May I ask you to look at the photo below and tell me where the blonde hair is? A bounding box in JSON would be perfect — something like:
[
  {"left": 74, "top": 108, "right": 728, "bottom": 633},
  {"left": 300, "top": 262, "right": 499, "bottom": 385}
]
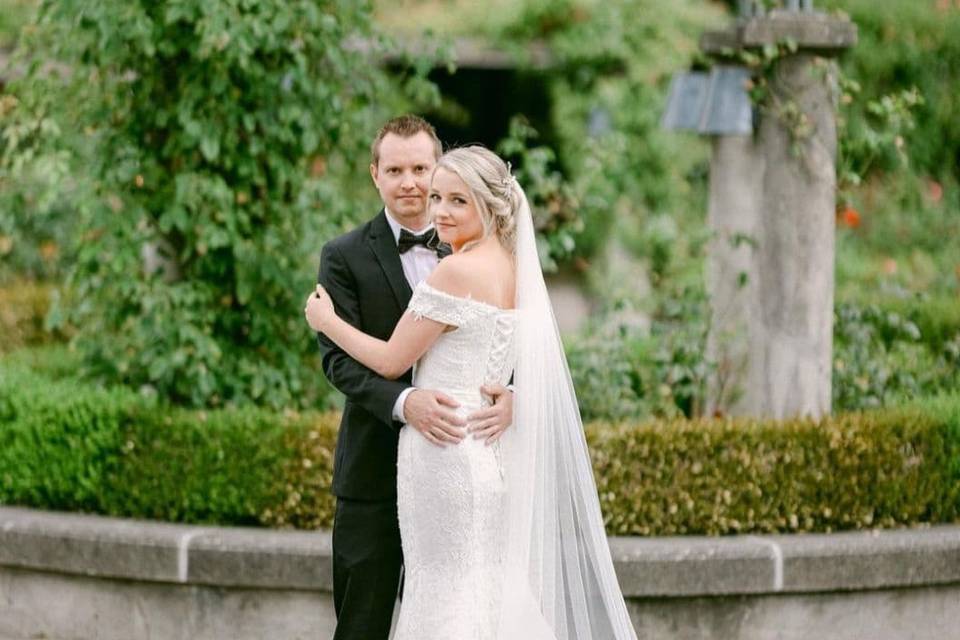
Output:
[{"left": 434, "top": 146, "right": 520, "bottom": 253}]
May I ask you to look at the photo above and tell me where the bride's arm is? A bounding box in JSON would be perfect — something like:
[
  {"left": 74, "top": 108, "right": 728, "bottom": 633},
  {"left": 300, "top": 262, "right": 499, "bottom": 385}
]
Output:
[
  {"left": 305, "top": 286, "right": 447, "bottom": 380},
  {"left": 305, "top": 255, "right": 479, "bottom": 379}
]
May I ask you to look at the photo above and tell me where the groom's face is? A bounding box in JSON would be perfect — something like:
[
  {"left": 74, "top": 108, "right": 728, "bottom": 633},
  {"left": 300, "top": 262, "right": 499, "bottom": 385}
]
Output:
[{"left": 370, "top": 132, "right": 437, "bottom": 228}]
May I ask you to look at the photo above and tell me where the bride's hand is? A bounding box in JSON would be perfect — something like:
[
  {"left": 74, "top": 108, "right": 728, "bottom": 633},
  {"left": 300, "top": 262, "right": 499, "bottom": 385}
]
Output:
[{"left": 304, "top": 284, "right": 335, "bottom": 332}]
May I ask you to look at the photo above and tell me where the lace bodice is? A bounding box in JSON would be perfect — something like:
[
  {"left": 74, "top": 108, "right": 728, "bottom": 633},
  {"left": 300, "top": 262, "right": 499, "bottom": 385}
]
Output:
[{"left": 408, "top": 281, "right": 516, "bottom": 408}]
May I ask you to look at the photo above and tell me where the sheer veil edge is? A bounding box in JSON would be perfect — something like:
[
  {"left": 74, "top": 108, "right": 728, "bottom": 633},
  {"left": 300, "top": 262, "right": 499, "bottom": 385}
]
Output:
[{"left": 496, "top": 180, "right": 638, "bottom": 640}]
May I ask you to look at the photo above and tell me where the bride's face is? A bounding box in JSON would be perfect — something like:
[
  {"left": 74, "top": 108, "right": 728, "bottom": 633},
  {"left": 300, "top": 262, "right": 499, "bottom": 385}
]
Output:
[{"left": 429, "top": 167, "right": 484, "bottom": 252}]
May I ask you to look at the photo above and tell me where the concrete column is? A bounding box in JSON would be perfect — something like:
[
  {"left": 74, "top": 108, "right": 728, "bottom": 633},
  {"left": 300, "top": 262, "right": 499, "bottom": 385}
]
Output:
[
  {"left": 704, "top": 135, "right": 762, "bottom": 417},
  {"left": 749, "top": 53, "right": 838, "bottom": 419},
  {"left": 700, "top": 14, "right": 855, "bottom": 419}
]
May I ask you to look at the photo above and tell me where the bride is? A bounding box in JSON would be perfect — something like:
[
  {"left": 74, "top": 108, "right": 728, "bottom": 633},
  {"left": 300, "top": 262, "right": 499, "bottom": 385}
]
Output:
[{"left": 305, "top": 146, "right": 637, "bottom": 640}]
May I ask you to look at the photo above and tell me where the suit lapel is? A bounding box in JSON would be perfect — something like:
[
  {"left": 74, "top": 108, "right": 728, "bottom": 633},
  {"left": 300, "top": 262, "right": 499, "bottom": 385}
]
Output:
[{"left": 367, "top": 210, "right": 413, "bottom": 309}]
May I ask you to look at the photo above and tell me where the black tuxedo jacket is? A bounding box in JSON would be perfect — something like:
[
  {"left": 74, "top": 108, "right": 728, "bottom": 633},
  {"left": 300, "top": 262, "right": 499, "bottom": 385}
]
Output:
[{"left": 316, "top": 210, "right": 414, "bottom": 501}]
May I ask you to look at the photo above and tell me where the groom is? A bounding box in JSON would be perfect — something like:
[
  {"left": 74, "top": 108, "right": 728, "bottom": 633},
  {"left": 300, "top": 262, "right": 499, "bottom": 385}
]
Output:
[{"left": 315, "top": 114, "right": 514, "bottom": 640}]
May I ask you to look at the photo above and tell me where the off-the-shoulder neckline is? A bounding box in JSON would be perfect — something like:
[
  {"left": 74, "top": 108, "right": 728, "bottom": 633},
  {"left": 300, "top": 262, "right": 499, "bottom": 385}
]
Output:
[{"left": 416, "top": 281, "right": 516, "bottom": 314}]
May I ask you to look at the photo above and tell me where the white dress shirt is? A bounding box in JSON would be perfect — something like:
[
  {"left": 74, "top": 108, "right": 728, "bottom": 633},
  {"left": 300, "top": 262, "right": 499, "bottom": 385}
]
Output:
[{"left": 384, "top": 209, "right": 440, "bottom": 423}]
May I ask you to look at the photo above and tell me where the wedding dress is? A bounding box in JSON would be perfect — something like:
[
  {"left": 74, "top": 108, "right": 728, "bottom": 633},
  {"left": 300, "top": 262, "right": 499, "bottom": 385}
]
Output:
[
  {"left": 393, "top": 281, "right": 517, "bottom": 640},
  {"left": 393, "top": 178, "right": 637, "bottom": 640}
]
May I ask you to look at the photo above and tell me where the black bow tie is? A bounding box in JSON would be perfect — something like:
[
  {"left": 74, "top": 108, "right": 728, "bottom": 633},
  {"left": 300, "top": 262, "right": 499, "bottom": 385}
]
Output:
[{"left": 397, "top": 228, "right": 452, "bottom": 259}]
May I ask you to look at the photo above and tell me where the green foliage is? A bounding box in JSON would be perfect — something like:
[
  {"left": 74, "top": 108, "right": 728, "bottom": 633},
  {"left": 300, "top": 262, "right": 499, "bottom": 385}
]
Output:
[
  {"left": 497, "top": 115, "right": 584, "bottom": 272},
  {"left": 13, "top": 0, "right": 387, "bottom": 409},
  {"left": 567, "top": 285, "right": 711, "bottom": 421},
  {"left": 835, "top": 171, "right": 960, "bottom": 302},
  {"left": 0, "top": 355, "right": 336, "bottom": 526},
  {"left": 481, "top": 0, "right": 723, "bottom": 267},
  {"left": 833, "top": 300, "right": 960, "bottom": 411},
  {"left": 259, "top": 414, "right": 338, "bottom": 529},
  {"left": 102, "top": 406, "right": 321, "bottom": 525},
  {"left": 0, "top": 362, "right": 139, "bottom": 511},
  {"left": 567, "top": 286, "right": 960, "bottom": 422},
  {"left": 0, "top": 0, "right": 34, "bottom": 48},
  {"left": 836, "top": 79, "right": 923, "bottom": 195},
  {"left": 589, "top": 397, "right": 960, "bottom": 535},
  {"left": 0, "top": 58, "right": 94, "bottom": 285},
  {"left": 3, "top": 355, "right": 958, "bottom": 534},
  {"left": 823, "top": 0, "right": 960, "bottom": 182}
]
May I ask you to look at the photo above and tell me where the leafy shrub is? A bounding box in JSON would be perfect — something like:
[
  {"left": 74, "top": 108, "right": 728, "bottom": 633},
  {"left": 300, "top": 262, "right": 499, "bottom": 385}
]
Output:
[
  {"left": 823, "top": 0, "right": 960, "bottom": 182},
  {"left": 102, "top": 406, "right": 334, "bottom": 527},
  {"left": 589, "top": 396, "right": 960, "bottom": 535},
  {"left": 259, "top": 414, "right": 338, "bottom": 530},
  {"left": 0, "top": 356, "right": 337, "bottom": 526},
  {"left": 6, "top": 0, "right": 388, "bottom": 410},
  {"left": 0, "top": 50, "right": 93, "bottom": 286},
  {"left": 877, "top": 295, "right": 960, "bottom": 355},
  {"left": 566, "top": 284, "right": 711, "bottom": 421},
  {"left": 5, "top": 355, "right": 956, "bottom": 535},
  {"left": 0, "top": 363, "right": 141, "bottom": 511},
  {"left": 833, "top": 300, "right": 960, "bottom": 411}
]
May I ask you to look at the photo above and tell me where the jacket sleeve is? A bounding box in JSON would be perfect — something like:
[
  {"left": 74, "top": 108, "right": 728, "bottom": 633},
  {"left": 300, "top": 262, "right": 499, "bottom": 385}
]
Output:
[{"left": 315, "top": 241, "right": 409, "bottom": 429}]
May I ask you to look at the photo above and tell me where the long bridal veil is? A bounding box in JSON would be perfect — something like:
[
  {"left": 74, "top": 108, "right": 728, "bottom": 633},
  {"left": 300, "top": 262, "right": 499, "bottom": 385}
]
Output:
[{"left": 497, "top": 179, "right": 638, "bottom": 640}]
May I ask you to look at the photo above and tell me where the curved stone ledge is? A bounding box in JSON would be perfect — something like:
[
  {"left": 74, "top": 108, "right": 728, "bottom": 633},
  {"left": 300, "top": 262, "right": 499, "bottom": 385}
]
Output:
[
  {"left": 2, "top": 506, "right": 958, "bottom": 596},
  {"left": 2, "top": 505, "right": 959, "bottom": 640}
]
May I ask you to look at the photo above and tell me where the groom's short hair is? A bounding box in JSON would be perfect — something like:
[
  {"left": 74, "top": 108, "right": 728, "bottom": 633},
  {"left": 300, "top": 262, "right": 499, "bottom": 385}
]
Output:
[{"left": 371, "top": 115, "right": 442, "bottom": 167}]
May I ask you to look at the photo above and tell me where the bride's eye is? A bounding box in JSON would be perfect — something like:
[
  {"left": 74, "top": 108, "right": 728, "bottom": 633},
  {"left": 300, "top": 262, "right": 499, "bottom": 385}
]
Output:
[{"left": 428, "top": 193, "right": 440, "bottom": 202}]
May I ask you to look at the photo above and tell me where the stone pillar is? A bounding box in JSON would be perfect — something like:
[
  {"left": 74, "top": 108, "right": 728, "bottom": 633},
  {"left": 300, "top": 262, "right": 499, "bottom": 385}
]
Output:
[
  {"left": 701, "top": 13, "right": 856, "bottom": 420},
  {"left": 704, "top": 135, "right": 761, "bottom": 417}
]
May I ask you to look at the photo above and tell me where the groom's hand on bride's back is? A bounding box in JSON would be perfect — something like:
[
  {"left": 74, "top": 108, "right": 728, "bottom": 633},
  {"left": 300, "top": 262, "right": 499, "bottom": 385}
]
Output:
[
  {"left": 403, "top": 390, "right": 467, "bottom": 447},
  {"left": 467, "top": 384, "right": 513, "bottom": 445}
]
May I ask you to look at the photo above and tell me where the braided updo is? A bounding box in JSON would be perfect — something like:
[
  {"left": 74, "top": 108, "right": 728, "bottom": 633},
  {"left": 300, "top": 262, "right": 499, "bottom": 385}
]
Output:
[{"left": 434, "top": 146, "right": 520, "bottom": 254}]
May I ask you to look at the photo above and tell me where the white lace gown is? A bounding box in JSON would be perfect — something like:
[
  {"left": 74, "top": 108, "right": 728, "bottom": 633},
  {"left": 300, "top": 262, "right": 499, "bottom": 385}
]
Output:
[{"left": 392, "top": 281, "right": 517, "bottom": 640}]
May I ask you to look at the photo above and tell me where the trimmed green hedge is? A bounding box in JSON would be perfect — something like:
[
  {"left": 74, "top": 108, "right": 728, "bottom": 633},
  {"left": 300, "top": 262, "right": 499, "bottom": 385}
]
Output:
[
  {"left": 0, "top": 359, "right": 336, "bottom": 527},
  {"left": 589, "top": 402, "right": 960, "bottom": 535},
  {"left": 1, "top": 355, "right": 958, "bottom": 535}
]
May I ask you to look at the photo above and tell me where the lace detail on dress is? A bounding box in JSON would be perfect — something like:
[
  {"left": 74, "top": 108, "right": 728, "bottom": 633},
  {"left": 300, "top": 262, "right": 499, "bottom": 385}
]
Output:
[
  {"left": 394, "top": 279, "right": 517, "bottom": 640},
  {"left": 407, "top": 281, "right": 505, "bottom": 327}
]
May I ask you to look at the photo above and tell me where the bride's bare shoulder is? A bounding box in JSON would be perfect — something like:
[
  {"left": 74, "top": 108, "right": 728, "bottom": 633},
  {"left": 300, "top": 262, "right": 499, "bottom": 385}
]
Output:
[
  {"left": 426, "top": 252, "right": 480, "bottom": 297},
  {"left": 426, "top": 249, "right": 512, "bottom": 303}
]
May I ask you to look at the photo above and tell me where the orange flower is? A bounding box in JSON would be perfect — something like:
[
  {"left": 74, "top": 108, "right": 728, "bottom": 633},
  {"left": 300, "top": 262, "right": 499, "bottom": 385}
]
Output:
[
  {"left": 927, "top": 179, "right": 944, "bottom": 204},
  {"left": 882, "top": 258, "right": 897, "bottom": 275},
  {"left": 838, "top": 206, "right": 861, "bottom": 228}
]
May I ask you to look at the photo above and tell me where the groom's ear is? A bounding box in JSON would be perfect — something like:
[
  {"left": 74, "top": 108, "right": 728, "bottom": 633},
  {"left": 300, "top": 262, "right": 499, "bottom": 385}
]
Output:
[{"left": 369, "top": 162, "right": 379, "bottom": 188}]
